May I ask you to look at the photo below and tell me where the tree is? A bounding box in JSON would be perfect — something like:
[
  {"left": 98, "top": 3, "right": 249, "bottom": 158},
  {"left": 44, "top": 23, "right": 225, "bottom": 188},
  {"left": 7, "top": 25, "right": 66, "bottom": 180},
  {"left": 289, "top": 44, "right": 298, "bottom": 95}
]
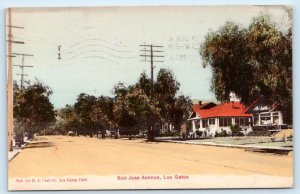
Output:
[
  {"left": 200, "top": 12, "right": 292, "bottom": 123},
  {"left": 74, "top": 93, "right": 98, "bottom": 137},
  {"left": 200, "top": 21, "right": 252, "bottom": 103},
  {"left": 137, "top": 72, "right": 152, "bottom": 96},
  {"left": 113, "top": 77, "right": 161, "bottom": 140},
  {"left": 113, "top": 83, "right": 137, "bottom": 139},
  {"left": 90, "top": 96, "right": 116, "bottom": 137},
  {"left": 172, "top": 95, "right": 193, "bottom": 131},
  {"left": 56, "top": 105, "right": 80, "bottom": 135},
  {"left": 13, "top": 81, "right": 56, "bottom": 141},
  {"left": 154, "top": 69, "right": 180, "bottom": 128},
  {"left": 60, "top": 69, "right": 192, "bottom": 141}
]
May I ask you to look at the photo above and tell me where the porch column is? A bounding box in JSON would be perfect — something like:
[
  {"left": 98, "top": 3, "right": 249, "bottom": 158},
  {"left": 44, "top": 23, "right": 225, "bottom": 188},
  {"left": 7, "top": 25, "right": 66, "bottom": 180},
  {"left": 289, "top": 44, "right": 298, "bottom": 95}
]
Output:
[
  {"left": 270, "top": 112, "right": 274, "bottom": 125},
  {"left": 232, "top": 117, "right": 235, "bottom": 125},
  {"left": 192, "top": 120, "right": 196, "bottom": 132},
  {"left": 279, "top": 112, "right": 283, "bottom": 125},
  {"left": 200, "top": 119, "right": 203, "bottom": 129}
]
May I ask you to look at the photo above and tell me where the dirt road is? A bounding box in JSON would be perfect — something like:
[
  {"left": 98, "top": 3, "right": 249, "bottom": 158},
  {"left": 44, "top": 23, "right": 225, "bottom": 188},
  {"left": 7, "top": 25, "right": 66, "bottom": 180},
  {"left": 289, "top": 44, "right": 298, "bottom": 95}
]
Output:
[{"left": 9, "top": 135, "right": 293, "bottom": 178}]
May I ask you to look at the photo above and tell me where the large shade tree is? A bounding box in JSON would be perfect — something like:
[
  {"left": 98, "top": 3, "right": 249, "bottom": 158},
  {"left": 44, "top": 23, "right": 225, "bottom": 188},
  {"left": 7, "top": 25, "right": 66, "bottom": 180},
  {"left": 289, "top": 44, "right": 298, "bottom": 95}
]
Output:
[
  {"left": 56, "top": 105, "right": 80, "bottom": 135},
  {"left": 113, "top": 69, "right": 192, "bottom": 141},
  {"left": 13, "top": 81, "right": 56, "bottom": 142},
  {"left": 74, "top": 93, "right": 98, "bottom": 136},
  {"left": 90, "top": 96, "right": 116, "bottom": 137},
  {"left": 200, "top": 12, "right": 292, "bottom": 123}
]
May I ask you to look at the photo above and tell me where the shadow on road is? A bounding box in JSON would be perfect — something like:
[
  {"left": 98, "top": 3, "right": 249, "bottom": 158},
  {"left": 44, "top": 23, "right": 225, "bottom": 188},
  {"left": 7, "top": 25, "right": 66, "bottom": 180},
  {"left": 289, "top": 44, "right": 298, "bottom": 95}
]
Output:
[{"left": 26, "top": 142, "right": 54, "bottom": 149}]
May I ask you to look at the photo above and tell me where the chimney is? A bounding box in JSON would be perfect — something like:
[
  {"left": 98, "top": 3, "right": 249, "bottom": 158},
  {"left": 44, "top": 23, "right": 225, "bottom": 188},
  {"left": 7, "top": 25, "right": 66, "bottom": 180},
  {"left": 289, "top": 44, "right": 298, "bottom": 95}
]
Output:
[{"left": 198, "top": 101, "right": 202, "bottom": 106}]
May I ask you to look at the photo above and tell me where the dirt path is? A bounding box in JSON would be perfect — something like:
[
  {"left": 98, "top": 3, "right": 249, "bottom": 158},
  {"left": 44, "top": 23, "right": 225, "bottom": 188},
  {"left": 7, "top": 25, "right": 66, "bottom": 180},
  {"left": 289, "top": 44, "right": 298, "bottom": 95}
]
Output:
[{"left": 8, "top": 135, "right": 293, "bottom": 178}]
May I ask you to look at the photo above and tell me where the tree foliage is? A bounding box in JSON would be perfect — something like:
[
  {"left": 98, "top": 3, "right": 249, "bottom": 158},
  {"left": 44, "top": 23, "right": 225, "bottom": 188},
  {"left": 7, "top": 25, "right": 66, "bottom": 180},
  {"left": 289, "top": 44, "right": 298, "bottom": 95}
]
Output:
[
  {"left": 13, "top": 81, "right": 56, "bottom": 139},
  {"left": 56, "top": 68, "right": 192, "bottom": 140},
  {"left": 200, "top": 13, "right": 292, "bottom": 123}
]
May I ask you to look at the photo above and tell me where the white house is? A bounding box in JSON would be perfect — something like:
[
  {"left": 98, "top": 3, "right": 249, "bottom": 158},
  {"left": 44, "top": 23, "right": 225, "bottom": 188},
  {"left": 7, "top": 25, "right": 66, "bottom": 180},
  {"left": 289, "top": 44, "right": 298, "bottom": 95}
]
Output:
[
  {"left": 188, "top": 100, "right": 254, "bottom": 138},
  {"left": 244, "top": 97, "right": 285, "bottom": 129},
  {"left": 189, "top": 95, "right": 286, "bottom": 138}
]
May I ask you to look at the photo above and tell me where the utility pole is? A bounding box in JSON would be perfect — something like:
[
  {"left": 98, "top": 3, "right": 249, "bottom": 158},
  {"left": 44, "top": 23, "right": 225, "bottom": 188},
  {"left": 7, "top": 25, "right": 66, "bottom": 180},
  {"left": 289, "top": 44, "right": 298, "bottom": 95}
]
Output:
[
  {"left": 139, "top": 44, "right": 164, "bottom": 83},
  {"left": 139, "top": 44, "right": 164, "bottom": 141},
  {"left": 6, "top": 8, "right": 25, "bottom": 152},
  {"left": 13, "top": 53, "right": 34, "bottom": 88}
]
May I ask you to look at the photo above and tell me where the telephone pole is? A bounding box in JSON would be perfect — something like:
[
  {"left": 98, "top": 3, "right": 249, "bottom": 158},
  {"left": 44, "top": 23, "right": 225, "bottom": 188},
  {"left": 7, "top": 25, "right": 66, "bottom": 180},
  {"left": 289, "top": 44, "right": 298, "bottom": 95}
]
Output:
[
  {"left": 139, "top": 44, "right": 164, "bottom": 83},
  {"left": 13, "top": 53, "right": 34, "bottom": 88},
  {"left": 7, "top": 8, "right": 25, "bottom": 151},
  {"left": 139, "top": 44, "right": 164, "bottom": 141}
]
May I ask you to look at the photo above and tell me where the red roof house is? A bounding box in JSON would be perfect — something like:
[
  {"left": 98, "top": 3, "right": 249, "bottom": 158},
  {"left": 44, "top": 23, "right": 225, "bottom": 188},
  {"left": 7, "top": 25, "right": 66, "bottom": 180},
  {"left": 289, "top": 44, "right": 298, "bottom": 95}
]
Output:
[{"left": 188, "top": 101, "right": 252, "bottom": 137}]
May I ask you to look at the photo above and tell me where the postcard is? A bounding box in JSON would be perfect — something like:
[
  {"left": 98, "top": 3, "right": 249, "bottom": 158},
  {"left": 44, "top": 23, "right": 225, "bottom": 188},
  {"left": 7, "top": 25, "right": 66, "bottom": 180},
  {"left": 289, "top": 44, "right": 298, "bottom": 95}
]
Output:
[{"left": 7, "top": 6, "right": 293, "bottom": 190}]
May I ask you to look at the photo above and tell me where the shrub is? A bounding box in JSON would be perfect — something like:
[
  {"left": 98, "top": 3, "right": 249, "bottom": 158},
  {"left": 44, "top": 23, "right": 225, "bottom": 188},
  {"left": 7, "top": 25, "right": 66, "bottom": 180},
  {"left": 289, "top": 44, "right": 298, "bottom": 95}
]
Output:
[
  {"left": 230, "top": 124, "right": 242, "bottom": 136},
  {"left": 247, "top": 130, "right": 271, "bottom": 136},
  {"left": 215, "top": 129, "right": 228, "bottom": 137}
]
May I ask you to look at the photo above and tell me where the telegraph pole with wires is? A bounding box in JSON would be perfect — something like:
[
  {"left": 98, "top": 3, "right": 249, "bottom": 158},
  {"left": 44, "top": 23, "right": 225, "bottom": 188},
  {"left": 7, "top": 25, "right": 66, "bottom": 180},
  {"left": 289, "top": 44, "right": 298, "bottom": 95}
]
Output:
[
  {"left": 139, "top": 44, "right": 164, "bottom": 141},
  {"left": 139, "top": 44, "right": 164, "bottom": 84},
  {"left": 6, "top": 8, "right": 25, "bottom": 151},
  {"left": 13, "top": 53, "right": 34, "bottom": 89}
]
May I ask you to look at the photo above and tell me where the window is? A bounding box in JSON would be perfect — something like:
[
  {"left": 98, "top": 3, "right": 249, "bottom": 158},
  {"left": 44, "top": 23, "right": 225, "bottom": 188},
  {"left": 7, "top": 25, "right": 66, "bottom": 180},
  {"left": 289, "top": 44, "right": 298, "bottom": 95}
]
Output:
[
  {"left": 253, "top": 115, "right": 259, "bottom": 126},
  {"left": 219, "top": 117, "right": 232, "bottom": 127},
  {"left": 260, "top": 113, "right": 271, "bottom": 125},
  {"left": 245, "top": 118, "right": 250, "bottom": 126},
  {"left": 235, "top": 117, "right": 250, "bottom": 126},
  {"left": 260, "top": 113, "right": 271, "bottom": 118},
  {"left": 209, "top": 118, "right": 215, "bottom": 125},
  {"left": 202, "top": 119, "right": 208, "bottom": 128},
  {"left": 195, "top": 120, "right": 200, "bottom": 129}
]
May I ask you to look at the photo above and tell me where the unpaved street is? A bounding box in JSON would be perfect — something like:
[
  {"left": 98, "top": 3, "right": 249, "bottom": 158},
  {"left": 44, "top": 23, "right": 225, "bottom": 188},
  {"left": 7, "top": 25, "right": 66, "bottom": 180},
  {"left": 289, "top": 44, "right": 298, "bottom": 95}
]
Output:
[{"left": 9, "top": 135, "right": 293, "bottom": 178}]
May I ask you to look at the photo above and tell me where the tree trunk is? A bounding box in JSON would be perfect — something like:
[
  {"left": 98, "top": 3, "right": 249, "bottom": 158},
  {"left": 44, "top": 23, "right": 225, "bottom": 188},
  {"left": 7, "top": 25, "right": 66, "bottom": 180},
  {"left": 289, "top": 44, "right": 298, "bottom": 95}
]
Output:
[
  {"left": 147, "top": 126, "right": 155, "bottom": 141},
  {"left": 129, "top": 129, "right": 132, "bottom": 140}
]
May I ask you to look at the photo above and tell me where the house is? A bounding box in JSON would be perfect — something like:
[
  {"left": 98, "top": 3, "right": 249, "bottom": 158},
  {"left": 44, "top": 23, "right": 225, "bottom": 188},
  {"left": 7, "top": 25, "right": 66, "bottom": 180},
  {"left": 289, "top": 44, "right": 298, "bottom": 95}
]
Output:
[
  {"left": 188, "top": 93, "right": 287, "bottom": 138},
  {"left": 244, "top": 97, "right": 285, "bottom": 130},
  {"left": 188, "top": 101, "right": 252, "bottom": 138}
]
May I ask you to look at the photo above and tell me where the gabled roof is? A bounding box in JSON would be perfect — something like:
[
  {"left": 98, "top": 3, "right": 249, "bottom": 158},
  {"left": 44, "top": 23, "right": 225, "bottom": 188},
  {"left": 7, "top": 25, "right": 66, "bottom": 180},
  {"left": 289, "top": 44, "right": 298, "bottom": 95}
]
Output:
[
  {"left": 244, "top": 96, "right": 280, "bottom": 113},
  {"left": 192, "top": 102, "right": 252, "bottom": 119}
]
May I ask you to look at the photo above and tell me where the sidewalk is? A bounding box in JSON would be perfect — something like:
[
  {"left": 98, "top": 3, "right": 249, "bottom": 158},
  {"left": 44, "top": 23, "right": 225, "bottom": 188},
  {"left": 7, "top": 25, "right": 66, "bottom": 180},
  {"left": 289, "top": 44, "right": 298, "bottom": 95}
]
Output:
[
  {"left": 157, "top": 139, "right": 293, "bottom": 152},
  {"left": 8, "top": 141, "right": 28, "bottom": 161},
  {"left": 8, "top": 149, "right": 21, "bottom": 161}
]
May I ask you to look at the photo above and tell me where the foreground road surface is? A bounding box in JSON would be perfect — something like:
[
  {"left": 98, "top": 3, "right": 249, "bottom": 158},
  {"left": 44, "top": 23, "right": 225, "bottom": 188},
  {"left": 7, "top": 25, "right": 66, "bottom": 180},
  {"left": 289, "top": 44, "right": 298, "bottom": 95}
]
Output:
[{"left": 9, "top": 135, "right": 293, "bottom": 178}]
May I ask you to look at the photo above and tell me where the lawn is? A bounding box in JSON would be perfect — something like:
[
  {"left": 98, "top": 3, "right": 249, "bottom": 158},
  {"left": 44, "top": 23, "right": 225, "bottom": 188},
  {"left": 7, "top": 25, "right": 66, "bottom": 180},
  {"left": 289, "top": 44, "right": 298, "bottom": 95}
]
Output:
[{"left": 188, "top": 136, "right": 293, "bottom": 148}]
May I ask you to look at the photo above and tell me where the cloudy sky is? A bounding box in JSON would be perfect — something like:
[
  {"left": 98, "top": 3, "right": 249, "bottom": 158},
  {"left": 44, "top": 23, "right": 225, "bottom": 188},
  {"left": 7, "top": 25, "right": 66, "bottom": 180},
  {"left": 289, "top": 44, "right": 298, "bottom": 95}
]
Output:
[{"left": 8, "top": 6, "right": 290, "bottom": 108}]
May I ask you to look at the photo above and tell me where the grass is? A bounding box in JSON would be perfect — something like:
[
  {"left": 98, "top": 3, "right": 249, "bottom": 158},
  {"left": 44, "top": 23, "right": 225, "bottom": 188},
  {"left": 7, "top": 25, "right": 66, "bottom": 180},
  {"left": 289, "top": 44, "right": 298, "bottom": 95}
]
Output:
[{"left": 189, "top": 136, "right": 293, "bottom": 148}]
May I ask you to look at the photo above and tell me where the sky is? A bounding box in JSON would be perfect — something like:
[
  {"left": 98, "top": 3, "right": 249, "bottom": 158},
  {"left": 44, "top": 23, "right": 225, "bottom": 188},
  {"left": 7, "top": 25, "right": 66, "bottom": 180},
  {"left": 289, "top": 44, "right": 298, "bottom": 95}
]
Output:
[{"left": 8, "top": 5, "right": 290, "bottom": 108}]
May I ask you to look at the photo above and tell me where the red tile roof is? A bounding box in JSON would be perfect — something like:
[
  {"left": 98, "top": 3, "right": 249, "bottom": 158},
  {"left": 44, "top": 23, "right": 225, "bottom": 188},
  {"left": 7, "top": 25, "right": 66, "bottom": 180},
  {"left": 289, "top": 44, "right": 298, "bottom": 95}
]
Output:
[{"left": 192, "top": 102, "right": 252, "bottom": 119}]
